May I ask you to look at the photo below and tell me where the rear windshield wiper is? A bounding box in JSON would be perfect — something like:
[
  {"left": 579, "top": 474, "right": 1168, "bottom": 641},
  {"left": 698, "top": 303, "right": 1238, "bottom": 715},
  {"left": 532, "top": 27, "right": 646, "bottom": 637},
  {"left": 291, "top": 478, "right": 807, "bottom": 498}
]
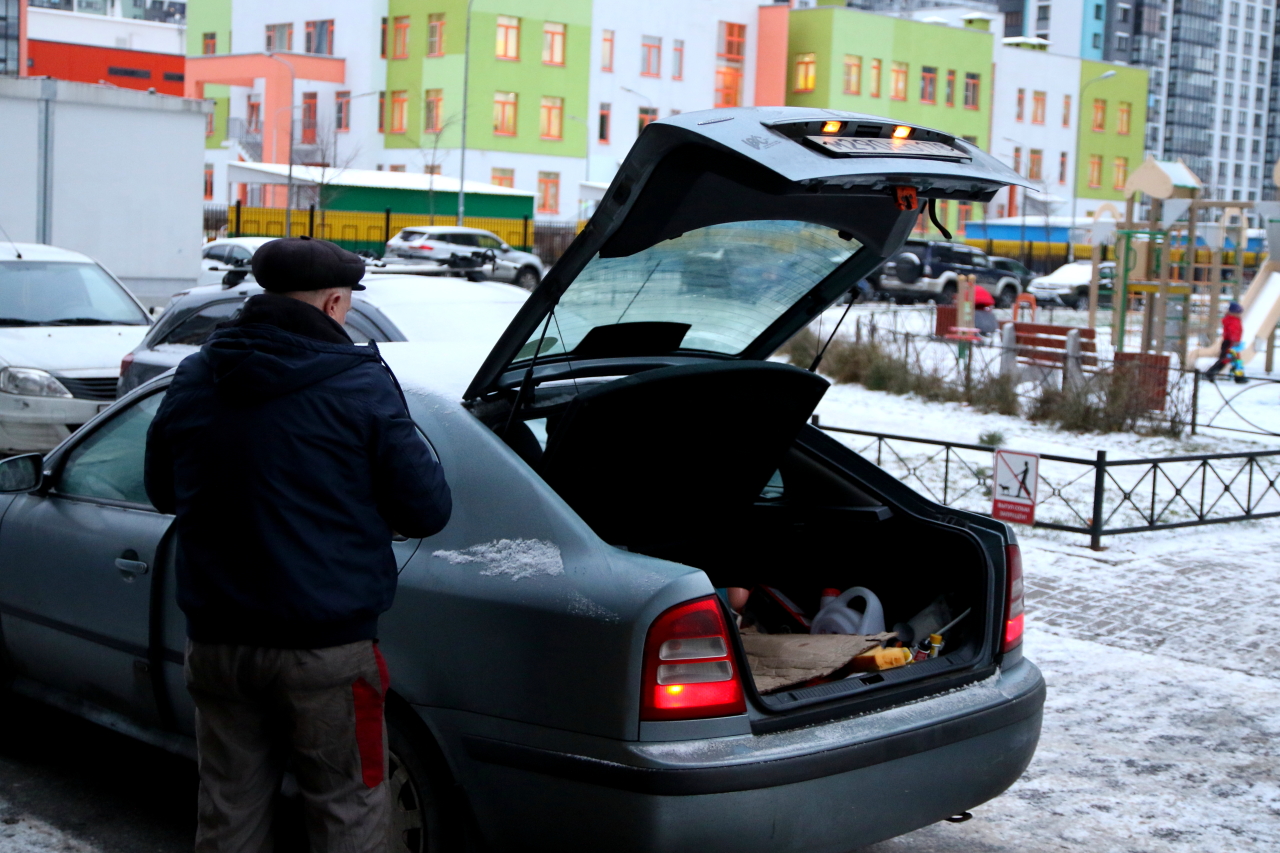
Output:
[
  {"left": 45, "top": 317, "right": 137, "bottom": 326},
  {"left": 0, "top": 318, "right": 41, "bottom": 326}
]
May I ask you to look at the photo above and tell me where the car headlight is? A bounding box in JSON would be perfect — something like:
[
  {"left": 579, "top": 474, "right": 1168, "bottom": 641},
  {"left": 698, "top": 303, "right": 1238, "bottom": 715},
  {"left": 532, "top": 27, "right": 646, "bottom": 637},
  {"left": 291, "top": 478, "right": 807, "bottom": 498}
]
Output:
[{"left": 0, "top": 367, "right": 73, "bottom": 398}]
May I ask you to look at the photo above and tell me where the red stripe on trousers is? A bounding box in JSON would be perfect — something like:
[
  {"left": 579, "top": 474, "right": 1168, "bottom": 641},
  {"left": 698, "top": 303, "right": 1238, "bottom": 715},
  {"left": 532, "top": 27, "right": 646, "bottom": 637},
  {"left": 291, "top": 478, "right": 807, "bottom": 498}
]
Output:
[{"left": 353, "top": 645, "right": 390, "bottom": 788}]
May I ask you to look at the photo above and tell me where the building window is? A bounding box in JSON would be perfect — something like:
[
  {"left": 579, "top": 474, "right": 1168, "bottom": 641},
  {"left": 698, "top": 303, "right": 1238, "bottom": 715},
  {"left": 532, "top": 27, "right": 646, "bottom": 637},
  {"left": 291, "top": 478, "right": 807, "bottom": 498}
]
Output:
[
  {"left": 920, "top": 67, "right": 937, "bottom": 104},
  {"left": 428, "top": 13, "right": 445, "bottom": 56},
  {"left": 335, "top": 91, "right": 350, "bottom": 132},
  {"left": 206, "top": 112, "right": 214, "bottom": 137},
  {"left": 202, "top": 32, "right": 216, "bottom": 55},
  {"left": 543, "top": 22, "right": 566, "bottom": 66},
  {"left": 393, "top": 16, "right": 410, "bottom": 59},
  {"left": 642, "top": 35, "right": 661, "bottom": 77},
  {"left": 494, "top": 91, "right": 518, "bottom": 135},
  {"left": 601, "top": 29, "right": 614, "bottom": 72},
  {"left": 598, "top": 103, "right": 611, "bottom": 142},
  {"left": 963, "top": 72, "right": 980, "bottom": 109},
  {"left": 794, "top": 53, "right": 817, "bottom": 92},
  {"left": 638, "top": 105, "right": 659, "bottom": 133},
  {"left": 1118, "top": 101, "right": 1131, "bottom": 135},
  {"left": 1016, "top": 88, "right": 1025, "bottom": 121},
  {"left": 492, "top": 168, "right": 515, "bottom": 188},
  {"left": 1029, "top": 149, "right": 1043, "bottom": 181},
  {"left": 300, "top": 92, "right": 318, "bottom": 144},
  {"left": 424, "top": 89, "right": 443, "bottom": 132},
  {"left": 1092, "top": 98, "right": 1106, "bottom": 131},
  {"left": 1032, "top": 90, "right": 1046, "bottom": 124},
  {"left": 497, "top": 15, "right": 520, "bottom": 60},
  {"left": 1092, "top": 33, "right": 1101, "bottom": 49},
  {"left": 265, "top": 23, "right": 293, "bottom": 52},
  {"left": 305, "top": 20, "right": 334, "bottom": 55},
  {"left": 537, "top": 172, "right": 560, "bottom": 214},
  {"left": 1088, "top": 154, "right": 1103, "bottom": 188},
  {"left": 945, "top": 70, "right": 955, "bottom": 106},
  {"left": 1063, "top": 94, "right": 1071, "bottom": 127},
  {"left": 389, "top": 90, "right": 407, "bottom": 134},
  {"left": 1059, "top": 151, "right": 1068, "bottom": 183},
  {"left": 380, "top": 17, "right": 387, "bottom": 58},
  {"left": 378, "top": 91, "right": 385, "bottom": 133},
  {"left": 540, "top": 96, "right": 564, "bottom": 139},
  {"left": 203, "top": 165, "right": 213, "bottom": 200},
  {"left": 844, "top": 56, "right": 862, "bottom": 95},
  {"left": 890, "top": 62, "right": 908, "bottom": 101},
  {"left": 424, "top": 164, "right": 441, "bottom": 175},
  {"left": 673, "top": 39, "right": 684, "bottom": 80},
  {"left": 247, "top": 95, "right": 261, "bottom": 133},
  {"left": 870, "top": 59, "right": 882, "bottom": 98},
  {"left": 1012, "top": 146, "right": 1022, "bottom": 174},
  {"left": 389, "top": 165, "right": 406, "bottom": 173},
  {"left": 715, "top": 23, "right": 746, "bottom": 107},
  {"left": 1116, "top": 32, "right": 1129, "bottom": 51},
  {"left": 1118, "top": 3, "right": 1131, "bottom": 22},
  {"left": 1113, "top": 156, "right": 1128, "bottom": 189},
  {"left": 1037, "top": 4, "right": 1050, "bottom": 26}
]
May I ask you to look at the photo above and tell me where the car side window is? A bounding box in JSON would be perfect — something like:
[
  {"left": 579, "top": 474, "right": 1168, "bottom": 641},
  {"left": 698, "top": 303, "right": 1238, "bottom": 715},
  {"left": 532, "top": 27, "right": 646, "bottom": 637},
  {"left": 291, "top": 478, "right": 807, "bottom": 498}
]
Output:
[
  {"left": 160, "top": 300, "right": 242, "bottom": 346},
  {"left": 447, "top": 234, "right": 479, "bottom": 247},
  {"left": 344, "top": 309, "right": 378, "bottom": 343},
  {"left": 971, "top": 252, "right": 990, "bottom": 268},
  {"left": 475, "top": 236, "right": 503, "bottom": 250},
  {"left": 227, "top": 246, "right": 253, "bottom": 264},
  {"left": 57, "top": 392, "right": 166, "bottom": 507},
  {"left": 202, "top": 245, "right": 229, "bottom": 263}
]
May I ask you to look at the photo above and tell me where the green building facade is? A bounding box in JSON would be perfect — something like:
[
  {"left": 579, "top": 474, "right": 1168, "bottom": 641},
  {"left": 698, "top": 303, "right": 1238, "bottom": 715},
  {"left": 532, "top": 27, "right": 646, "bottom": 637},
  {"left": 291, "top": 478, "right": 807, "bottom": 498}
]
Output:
[
  {"left": 185, "top": 0, "right": 232, "bottom": 150},
  {"left": 785, "top": 7, "right": 995, "bottom": 236},
  {"left": 1075, "top": 60, "right": 1149, "bottom": 208}
]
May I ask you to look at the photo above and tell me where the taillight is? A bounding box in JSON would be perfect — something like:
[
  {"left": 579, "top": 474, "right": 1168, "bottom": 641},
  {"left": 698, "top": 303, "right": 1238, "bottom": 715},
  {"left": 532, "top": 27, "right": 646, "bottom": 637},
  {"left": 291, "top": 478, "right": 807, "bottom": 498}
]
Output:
[
  {"left": 413, "top": 243, "right": 434, "bottom": 250},
  {"left": 1002, "top": 544, "right": 1025, "bottom": 653},
  {"left": 120, "top": 352, "right": 134, "bottom": 374},
  {"left": 641, "top": 596, "right": 745, "bottom": 721}
]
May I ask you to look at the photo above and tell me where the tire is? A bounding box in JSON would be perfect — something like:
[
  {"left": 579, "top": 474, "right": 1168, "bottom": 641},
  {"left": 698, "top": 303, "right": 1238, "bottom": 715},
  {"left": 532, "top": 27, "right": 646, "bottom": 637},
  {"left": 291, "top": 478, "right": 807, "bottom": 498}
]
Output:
[
  {"left": 1072, "top": 290, "right": 1089, "bottom": 311},
  {"left": 997, "top": 285, "right": 1018, "bottom": 309},
  {"left": 938, "top": 282, "right": 957, "bottom": 305},
  {"left": 385, "top": 698, "right": 473, "bottom": 853},
  {"left": 515, "top": 267, "right": 540, "bottom": 290}
]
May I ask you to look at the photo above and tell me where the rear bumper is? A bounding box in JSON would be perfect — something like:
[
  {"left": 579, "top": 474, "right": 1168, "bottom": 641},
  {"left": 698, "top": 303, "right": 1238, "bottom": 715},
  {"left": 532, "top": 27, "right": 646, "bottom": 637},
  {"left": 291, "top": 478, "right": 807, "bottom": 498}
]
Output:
[{"left": 430, "top": 658, "right": 1044, "bottom": 852}]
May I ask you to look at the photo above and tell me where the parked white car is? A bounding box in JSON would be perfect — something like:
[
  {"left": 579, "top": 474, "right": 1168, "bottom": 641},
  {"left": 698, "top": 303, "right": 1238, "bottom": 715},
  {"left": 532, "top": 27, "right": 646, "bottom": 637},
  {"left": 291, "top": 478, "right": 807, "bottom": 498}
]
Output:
[
  {"left": 384, "top": 226, "right": 544, "bottom": 288},
  {"left": 1027, "top": 260, "right": 1115, "bottom": 309},
  {"left": 0, "top": 244, "right": 151, "bottom": 451},
  {"left": 197, "top": 237, "right": 277, "bottom": 287}
]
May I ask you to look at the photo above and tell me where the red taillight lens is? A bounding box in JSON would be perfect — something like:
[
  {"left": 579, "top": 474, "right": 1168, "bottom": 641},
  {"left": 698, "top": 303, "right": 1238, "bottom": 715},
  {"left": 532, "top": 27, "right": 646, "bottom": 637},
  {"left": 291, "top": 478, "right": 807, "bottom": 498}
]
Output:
[
  {"left": 1002, "top": 543, "right": 1025, "bottom": 653},
  {"left": 413, "top": 243, "right": 434, "bottom": 250},
  {"left": 120, "top": 352, "right": 134, "bottom": 374},
  {"left": 641, "top": 596, "right": 745, "bottom": 722}
]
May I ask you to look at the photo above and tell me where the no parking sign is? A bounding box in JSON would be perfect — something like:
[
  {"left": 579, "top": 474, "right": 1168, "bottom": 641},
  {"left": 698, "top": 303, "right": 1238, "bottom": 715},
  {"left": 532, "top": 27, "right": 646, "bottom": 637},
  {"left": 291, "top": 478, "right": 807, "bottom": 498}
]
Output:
[{"left": 992, "top": 450, "right": 1039, "bottom": 525}]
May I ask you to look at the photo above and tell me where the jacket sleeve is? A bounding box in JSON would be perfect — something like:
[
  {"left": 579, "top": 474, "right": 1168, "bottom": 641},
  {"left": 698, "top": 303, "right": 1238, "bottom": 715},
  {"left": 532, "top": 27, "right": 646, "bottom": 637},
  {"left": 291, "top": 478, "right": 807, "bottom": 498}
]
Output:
[
  {"left": 144, "top": 398, "right": 177, "bottom": 515},
  {"left": 368, "top": 381, "right": 452, "bottom": 539}
]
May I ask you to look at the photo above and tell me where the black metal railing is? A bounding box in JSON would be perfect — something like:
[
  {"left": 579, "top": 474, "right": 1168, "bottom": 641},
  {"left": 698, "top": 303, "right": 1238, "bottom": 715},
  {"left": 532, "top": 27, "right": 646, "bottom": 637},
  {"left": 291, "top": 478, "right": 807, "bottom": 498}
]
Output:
[{"left": 812, "top": 417, "right": 1280, "bottom": 549}]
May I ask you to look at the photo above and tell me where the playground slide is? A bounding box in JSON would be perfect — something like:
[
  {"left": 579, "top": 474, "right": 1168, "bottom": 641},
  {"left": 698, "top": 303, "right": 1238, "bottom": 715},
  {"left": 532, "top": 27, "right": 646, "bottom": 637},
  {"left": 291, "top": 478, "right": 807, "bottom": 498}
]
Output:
[{"left": 1189, "top": 257, "right": 1280, "bottom": 364}]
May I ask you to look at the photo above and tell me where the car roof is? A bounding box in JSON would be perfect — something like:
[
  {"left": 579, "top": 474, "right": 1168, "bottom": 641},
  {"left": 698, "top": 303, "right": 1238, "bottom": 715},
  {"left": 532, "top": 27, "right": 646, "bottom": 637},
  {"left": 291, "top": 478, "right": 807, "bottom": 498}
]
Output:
[
  {"left": 399, "top": 226, "right": 493, "bottom": 236},
  {"left": 170, "top": 274, "right": 527, "bottom": 313},
  {"left": 0, "top": 243, "right": 97, "bottom": 263},
  {"left": 206, "top": 237, "right": 277, "bottom": 249}
]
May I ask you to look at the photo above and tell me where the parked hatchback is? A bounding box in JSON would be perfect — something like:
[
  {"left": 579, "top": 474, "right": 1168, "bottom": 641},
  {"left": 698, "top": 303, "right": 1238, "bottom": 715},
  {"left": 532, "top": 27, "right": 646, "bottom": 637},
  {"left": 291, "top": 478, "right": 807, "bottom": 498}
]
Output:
[
  {"left": 0, "top": 243, "right": 151, "bottom": 452},
  {"left": 197, "top": 237, "right": 276, "bottom": 287},
  {"left": 119, "top": 276, "right": 529, "bottom": 394},
  {"left": 878, "top": 240, "right": 1023, "bottom": 306},
  {"left": 0, "top": 107, "right": 1041, "bottom": 852},
  {"left": 385, "top": 226, "right": 544, "bottom": 289}
]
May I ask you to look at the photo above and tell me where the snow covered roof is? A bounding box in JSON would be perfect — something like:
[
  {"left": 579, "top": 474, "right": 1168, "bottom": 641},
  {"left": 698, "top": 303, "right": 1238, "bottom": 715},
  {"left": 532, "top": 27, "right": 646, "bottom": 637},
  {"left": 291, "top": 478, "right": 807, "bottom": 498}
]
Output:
[
  {"left": 1123, "top": 156, "right": 1203, "bottom": 198},
  {"left": 225, "top": 161, "right": 536, "bottom": 197}
]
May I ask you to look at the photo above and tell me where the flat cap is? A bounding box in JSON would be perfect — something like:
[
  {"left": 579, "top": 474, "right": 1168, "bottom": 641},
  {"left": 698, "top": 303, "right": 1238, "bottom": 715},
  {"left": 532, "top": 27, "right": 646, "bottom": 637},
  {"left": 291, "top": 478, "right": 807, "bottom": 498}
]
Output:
[{"left": 251, "top": 236, "right": 367, "bottom": 292}]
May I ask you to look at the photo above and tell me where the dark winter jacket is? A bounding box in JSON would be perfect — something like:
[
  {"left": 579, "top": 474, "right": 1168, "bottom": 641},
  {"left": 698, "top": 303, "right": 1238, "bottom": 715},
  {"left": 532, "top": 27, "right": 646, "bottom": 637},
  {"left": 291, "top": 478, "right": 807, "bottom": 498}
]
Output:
[{"left": 144, "top": 294, "right": 452, "bottom": 648}]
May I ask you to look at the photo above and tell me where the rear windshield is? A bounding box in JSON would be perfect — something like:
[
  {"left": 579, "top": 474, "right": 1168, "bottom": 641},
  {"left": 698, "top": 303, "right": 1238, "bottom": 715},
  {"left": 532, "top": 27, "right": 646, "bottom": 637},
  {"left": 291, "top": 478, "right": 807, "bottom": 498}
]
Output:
[
  {"left": 0, "top": 261, "right": 149, "bottom": 326},
  {"left": 520, "top": 220, "right": 860, "bottom": 358}
]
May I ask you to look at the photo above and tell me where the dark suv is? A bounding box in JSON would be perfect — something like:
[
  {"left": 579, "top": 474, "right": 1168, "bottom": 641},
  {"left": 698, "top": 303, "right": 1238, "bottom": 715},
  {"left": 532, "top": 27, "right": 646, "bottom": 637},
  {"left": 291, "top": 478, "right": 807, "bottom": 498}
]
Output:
[{"left": 877, "top": 240, "right": 1022, "bottom": 306}]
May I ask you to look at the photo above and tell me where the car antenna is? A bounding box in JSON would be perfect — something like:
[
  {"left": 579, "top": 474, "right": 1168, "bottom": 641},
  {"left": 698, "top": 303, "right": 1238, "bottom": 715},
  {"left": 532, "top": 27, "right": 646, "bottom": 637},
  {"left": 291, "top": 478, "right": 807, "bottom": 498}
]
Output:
[
  {"left": 808, "top": 293, "right": 858, "bottom": 374},
  {"left": 0, "top": 222, "right": 22, "bottom": 259}
]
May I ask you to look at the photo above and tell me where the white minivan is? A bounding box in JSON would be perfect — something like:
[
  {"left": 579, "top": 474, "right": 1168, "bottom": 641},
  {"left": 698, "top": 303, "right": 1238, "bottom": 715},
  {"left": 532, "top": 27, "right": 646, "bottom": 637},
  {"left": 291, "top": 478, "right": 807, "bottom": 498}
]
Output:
[{"left": 0, "top": 244, "right": 151, "bottom": 452}]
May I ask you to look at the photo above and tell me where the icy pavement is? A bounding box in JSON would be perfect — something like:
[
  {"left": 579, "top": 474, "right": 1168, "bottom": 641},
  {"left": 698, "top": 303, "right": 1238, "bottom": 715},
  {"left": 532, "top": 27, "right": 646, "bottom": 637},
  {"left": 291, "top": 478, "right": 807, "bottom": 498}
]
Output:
[{"left": 857, "top": 524, "right": 1280, "bottom": 852}]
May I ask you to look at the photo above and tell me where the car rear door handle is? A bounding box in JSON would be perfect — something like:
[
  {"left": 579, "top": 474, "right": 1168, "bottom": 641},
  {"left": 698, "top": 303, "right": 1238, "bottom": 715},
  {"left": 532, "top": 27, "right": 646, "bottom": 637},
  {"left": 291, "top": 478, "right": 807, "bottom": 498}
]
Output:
[{"left": 115, "top": 553, "right": 149, "bottom": 581}]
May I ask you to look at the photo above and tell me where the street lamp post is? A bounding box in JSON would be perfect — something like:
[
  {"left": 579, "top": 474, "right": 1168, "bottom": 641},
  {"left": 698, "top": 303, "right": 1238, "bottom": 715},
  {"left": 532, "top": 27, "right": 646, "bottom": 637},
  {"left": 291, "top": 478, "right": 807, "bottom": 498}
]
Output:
[
  {"left": 1069, "top": 70, "right": 1118, "bottom": 261},
  {"left": 457, "top": 0, "right": 475, "bottom": 226}
]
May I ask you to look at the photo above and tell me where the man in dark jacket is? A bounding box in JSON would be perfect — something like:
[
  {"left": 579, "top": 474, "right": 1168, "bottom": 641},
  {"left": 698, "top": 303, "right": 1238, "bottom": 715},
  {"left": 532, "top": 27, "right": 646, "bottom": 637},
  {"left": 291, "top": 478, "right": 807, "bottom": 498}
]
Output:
[{"left": 145, "top": 236, "right": 451, "bottom": 852}]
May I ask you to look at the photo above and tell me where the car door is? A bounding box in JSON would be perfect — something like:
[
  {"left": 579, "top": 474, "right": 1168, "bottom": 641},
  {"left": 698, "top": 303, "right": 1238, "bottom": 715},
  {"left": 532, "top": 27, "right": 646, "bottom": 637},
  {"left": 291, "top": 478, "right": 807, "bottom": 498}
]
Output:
[
  {"left": 0, "top": 390, "right": 172, "bottom": 724},
  {"left": 474, "top": 234, "right": 515, "bottom": 281}
]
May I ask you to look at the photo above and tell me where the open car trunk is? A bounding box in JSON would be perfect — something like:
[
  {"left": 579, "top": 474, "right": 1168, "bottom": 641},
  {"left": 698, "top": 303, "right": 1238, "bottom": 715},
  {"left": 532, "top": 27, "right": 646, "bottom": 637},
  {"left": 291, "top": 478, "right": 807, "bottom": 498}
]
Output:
[{"left": 481, "top": 358, "right": 999, "bottom": 726}]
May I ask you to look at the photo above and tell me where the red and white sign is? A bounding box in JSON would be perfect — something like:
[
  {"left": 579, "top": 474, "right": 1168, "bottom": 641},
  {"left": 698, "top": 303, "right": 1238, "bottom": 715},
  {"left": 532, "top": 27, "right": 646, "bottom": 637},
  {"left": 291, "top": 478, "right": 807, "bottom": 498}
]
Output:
[{"left": 992, "top": 450, "right": 1039, "bottom": 525}]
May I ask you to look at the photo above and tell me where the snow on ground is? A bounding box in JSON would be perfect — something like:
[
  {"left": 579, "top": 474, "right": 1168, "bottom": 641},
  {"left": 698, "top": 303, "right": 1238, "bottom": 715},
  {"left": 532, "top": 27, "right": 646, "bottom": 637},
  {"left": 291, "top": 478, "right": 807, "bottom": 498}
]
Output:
[
  {"left": 0, "top": 806, "right": 99, "bottom": 852},
  {"left": 824, "top": 375, "right": 1280, "bottom": 851}
]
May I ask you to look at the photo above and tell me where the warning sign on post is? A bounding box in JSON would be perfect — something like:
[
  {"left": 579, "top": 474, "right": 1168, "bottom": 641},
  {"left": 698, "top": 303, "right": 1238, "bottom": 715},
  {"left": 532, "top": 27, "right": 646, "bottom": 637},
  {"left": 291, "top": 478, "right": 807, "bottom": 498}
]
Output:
[{"left": 992, "top": 450, "right": 1039, "bottom": 525}]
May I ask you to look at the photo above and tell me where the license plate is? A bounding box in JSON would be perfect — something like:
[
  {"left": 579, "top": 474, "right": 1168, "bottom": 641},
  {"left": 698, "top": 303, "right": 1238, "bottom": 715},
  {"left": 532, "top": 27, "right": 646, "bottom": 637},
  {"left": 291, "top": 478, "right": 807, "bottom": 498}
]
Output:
[{"left": 807, "top": 136, "right": 969, "bottom": 159}]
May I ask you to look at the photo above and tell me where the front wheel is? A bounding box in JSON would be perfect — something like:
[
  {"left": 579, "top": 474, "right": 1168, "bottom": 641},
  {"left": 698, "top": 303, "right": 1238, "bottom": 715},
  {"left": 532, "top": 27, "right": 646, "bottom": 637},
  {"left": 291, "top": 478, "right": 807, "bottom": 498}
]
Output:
[
  {"left": 515, "top": 267, "right": 540, "bottom": 290},
  {"left": 997, "top": 285, "right": 1018, "bottom": 309},
  {"left": 938, "top": 282, "right": 957, "bottom": 305},
  {"left": 1072, "top": 290, "right": 1090, "bottom": 311}
]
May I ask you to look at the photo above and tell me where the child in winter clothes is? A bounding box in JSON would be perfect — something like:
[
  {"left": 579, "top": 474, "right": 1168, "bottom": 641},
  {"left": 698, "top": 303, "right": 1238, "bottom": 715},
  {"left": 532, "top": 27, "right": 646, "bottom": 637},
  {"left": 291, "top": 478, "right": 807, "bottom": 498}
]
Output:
[{"left": 1205, "top": 301, "right": 1247, "bottom": 382}]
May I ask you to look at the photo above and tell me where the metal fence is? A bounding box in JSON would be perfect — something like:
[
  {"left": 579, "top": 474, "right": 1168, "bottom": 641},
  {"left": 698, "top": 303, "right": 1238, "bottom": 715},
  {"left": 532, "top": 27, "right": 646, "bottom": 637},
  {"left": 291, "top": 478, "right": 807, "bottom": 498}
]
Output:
[
  {"left": 1189, "top": 371, "right": 1280, "bottom": 439},
  {"left": 812, "top": 418, "right": 1280, "bottom": 548}
]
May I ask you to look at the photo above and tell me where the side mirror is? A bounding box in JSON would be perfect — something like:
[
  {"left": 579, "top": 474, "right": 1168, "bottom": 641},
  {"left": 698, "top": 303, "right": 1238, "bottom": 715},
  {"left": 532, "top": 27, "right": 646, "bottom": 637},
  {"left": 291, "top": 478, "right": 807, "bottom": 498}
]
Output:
[
  {"left": 500, "top": 245, "right": 512, "bottom": 253},
  {"left": 0, "top": 454, "right": 43, "bottom": 493}
]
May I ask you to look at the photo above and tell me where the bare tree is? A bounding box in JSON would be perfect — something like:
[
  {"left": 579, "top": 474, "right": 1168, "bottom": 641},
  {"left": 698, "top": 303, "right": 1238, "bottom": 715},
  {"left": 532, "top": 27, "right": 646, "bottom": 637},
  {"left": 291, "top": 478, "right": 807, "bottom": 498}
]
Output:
[
  {"left": 294, "top": 120, "right": 362, "bottom": 237},
  {"left": 417, "top": 113, "right": 461, "bottom": 221}
]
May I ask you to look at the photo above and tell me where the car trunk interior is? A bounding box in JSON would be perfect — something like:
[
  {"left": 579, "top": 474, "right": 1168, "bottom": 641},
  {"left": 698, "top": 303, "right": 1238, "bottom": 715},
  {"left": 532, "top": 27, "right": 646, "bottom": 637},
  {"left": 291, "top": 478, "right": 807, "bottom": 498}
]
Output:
[{"left": 481, "top": 357, "right": 994, "bottom": 717}]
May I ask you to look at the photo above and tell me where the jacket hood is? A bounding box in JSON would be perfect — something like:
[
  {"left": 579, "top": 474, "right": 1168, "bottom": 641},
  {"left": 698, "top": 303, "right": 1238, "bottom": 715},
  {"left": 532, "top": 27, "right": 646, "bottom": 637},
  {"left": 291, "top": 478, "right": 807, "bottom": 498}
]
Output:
[{"left": 204, "top": 324, "right": 375, "bottom": 404}]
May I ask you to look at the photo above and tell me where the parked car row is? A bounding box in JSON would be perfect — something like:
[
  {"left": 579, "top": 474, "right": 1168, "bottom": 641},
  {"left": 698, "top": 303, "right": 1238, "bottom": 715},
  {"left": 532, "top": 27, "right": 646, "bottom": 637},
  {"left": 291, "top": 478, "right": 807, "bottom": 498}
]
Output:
[
  {"left": 875, "top": 240, "right": 1025, "bottom": 307},
  {"left": 0, "top": 107, "right": 1041, "bottom": 852}
]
